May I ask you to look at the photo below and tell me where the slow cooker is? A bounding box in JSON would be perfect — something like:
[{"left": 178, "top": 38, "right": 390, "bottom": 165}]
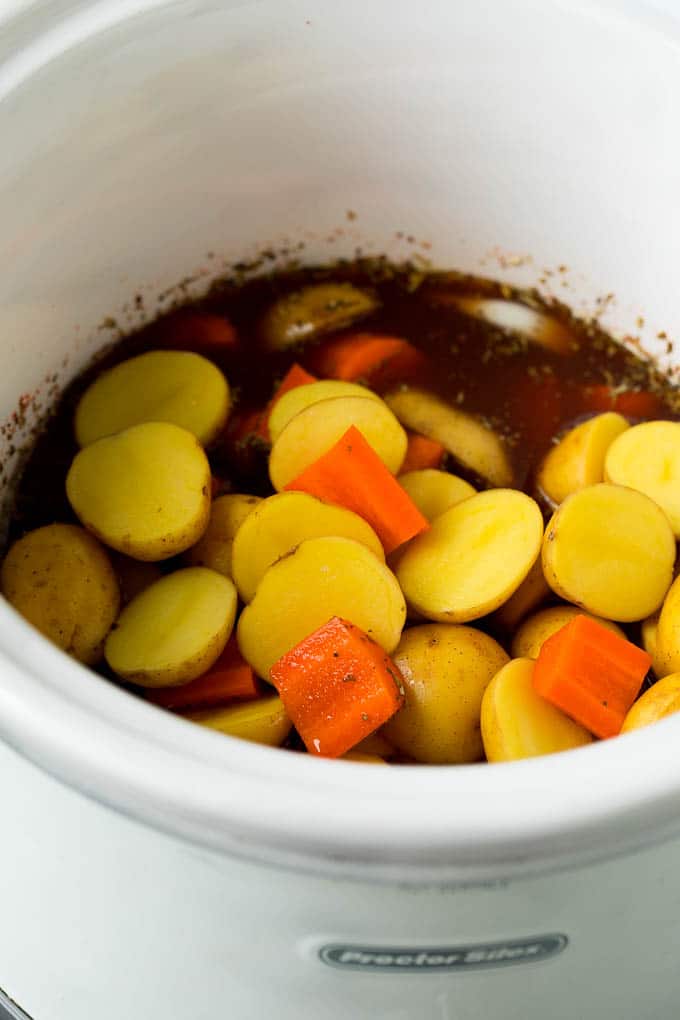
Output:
[{"left": 1, "top": 1, "right": 680, "bottom": 1017}]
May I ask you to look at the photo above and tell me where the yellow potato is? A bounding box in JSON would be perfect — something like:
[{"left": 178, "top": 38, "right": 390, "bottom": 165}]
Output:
[
  {"left": 105, "top": 566, "right": 236, "bottom": 687},
  {"left": 260, "top": 282, "right": 378, "bottom": 350},
  {"left": 641, "top": 612, "right": 660, "bottom": 670},
  {"left": 269, "top": 395, "right": 407, "bottom": 491},
  {"left": 536, "top": 412, "right": 629, "bottom": 505},
  {"left": 231, "top": 491, "right": 384, "bottom": 603},
  {"left": 621, "top": 673, "right": 680, "bottom": 732},
  {"left": 653, "top": 577, "right": 680, "bottom": 676},
  {"left": 511, "top": 605, "right": 626, "bottom": 659},
  {"left": 75, "top": 350, "right": 230, "bottom": 448},
  {"left": 187, "top": 494, "right": 261, "bottom": 578},
  {"left": 66, "top": 421, "right": 211, "bottom": 561},
  {"left": 352, "top": 731, "right": 396, "bottom": 758},
  {"left": 397, "top": 469, "right": 476, "bottom": 522},
  {"left": 340, "top": 752, "right": 388, "bottom": 764},
  {"left": 268, "top": 380, "right": 380, "bottom": 443},
  {"left": 481, "top": 657, "right": 592, "bottom": 762},
  {"left": 542, "top": 483, "right": 675, "bottom": 622},
  {"left": 395, "top": 489, "right": 543, "bottom": 622},
  {"left": 604, "top": 420, "right": 680, "bottom": 536},
  {"left": 1, "top": 523, "right": 119, "bottom": 664},
  {"left": 237, "top": 536, "right": 406, "bottom": 679},
  {"left": 186, "top": 696, "right": 292, "bottom": 747},
  {"left": 111, "top": 554, "right": 162, "bottom": 605},
  {"left": 493, "top": 553, "right": 551, "bottom": 631},
  {"left": 382, "top": 624, "right": 509, "bottom": 763},
  {"left": 448, "top": 296, "right": 574, "bottom": 354},
  {"left": 385, "top": 387, "right": 512, "bottom": 487}
]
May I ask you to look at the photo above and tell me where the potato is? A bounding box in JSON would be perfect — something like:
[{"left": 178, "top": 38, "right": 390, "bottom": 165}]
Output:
[
  {"left": 268, "top": 380, "right": 381, "bottom": 443},
  {"left": 604, "top": 420, "right": 680, "bottom": 536},
  {"left": 352, "top": 731, "right": 395, "bottom": 758},
  {"left": 1, "top": 523, "right": 119, "bottom": 664},
  {"left": 237, "top": 536, "right": 406, "bottom": 678},
  {"left": 75, "top": 350, "right": 230, "bottom": 448},
  {"left": 536, "top": 412, "right": 629, "bottom": 505},
  {"left": 493, "top": 553, "right": 551, "bottom": 631},
  {"left": 186, "top": 695, "right": 292, "bottom": 747},
  {"left": 66, "top": 421, "right": 211, "bottom": 561},
  {"left": 231, "top": 491, "right": 384, "bottom": 603},
  {"left": 260, "top": 282, "right": 378, "bottom": 350},
  {"left": 341, "top": 752, "right": 388, "bottom": 764},
  {"left": 105, "top": 566, "right": 236, "bottom": 687},
  {"left": 542, "top": 484, "right": 675, "bottom": 622},
  {"left": 621, "top": 673, "right": 680, "bottom": 732},
  {"left": 187, "top": 494, "right": 261, "bottom": 578},
  {"left": 269, "top": 395, "right": 407, "bottom": 491},
  {"left": 382, "top": 624, "right": 509, "bottom": 763},
  {"left": 111, "top": 554, "right": 162, "bottom": 605},
  {"left": 397, "top": 469, "right": 476, "bottom": 522},
  {"left": 446, "top": 296, "right": 574, "bottom": 354},
  {"left": 385, "top": 387, "right": 512, "bottom": 487},
  {"left": 395, "top": 489, "right": 543, "bottom": 623},
  {"left": 511, "top": 605, "right": 626, "bottom": 659},
  {"left": 652, "top": 577, "right": 680, "bottom": 676},
  {"left": 481, "top": 657, "right": 592, "bottom": 762},
  {"left": 641, "top": 612, "right": 660, "bottom": 669}
]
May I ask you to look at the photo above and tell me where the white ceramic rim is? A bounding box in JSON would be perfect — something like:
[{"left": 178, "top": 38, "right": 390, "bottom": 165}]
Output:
[{"left": 1, "top": 0, "right": 680, "bottom": 885}]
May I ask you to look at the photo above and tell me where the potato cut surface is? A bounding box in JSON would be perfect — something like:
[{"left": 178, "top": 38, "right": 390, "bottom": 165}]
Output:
[
  {"left": 268, "top": 380, "right": 380, "bottom": 442},
  {"left": 186, "top": 696, "right": 292, "bottom": 746},
  {"left": 537, "top": 411, "right": 629, "bottom": 505},
  {"left": 604, "top": 420, "right": 680, "bottom": 535},
  {"left": 397, "top": 469, "right": 476, "bottom": 522},
  {"left": 187, "top": 493, "right": 261, "bottom": 578}
]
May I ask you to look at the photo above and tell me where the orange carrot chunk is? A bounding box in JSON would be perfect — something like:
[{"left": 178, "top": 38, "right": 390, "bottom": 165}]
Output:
[
  {"left": 285, "top": 425, "right": 429, "bottom": 553},
  {"left": 533, "top": 615, "right": 651, "bottom": 738},
  {"left": 582, "top": 385, "right": 662, "bottom": 420},
  {"left": 152, "top": 310, "right": 238, "bottom": 353},
  {"left": 257, "top": 363, "right": 318, "bottom": 441},
  {"left": 147, "top": 637, "right": 259, "bottom": 711},
  {"left": 269, "top": 616, "right": 405, "bottom": 757},
  {"left": 308, "top": 332, "right": 426, "bottom": 390},
  {"left": 400, "top": 432, "right": 446, "bottom": 472}
]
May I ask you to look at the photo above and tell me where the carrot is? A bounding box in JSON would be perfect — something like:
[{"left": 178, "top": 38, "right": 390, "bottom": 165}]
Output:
[
  {"left": 151, "top": 310, "right": 238, "bottom": 353},
  {"left": 285, "top": 425, "right": 430, "bottom": 553},
  {"left": 308, "top": 332, "right": 426, "bottom": 391},
  {"left": 269, "top": 616, "right": 405, "bottom": 757},
  {"left": 256, "top": 363, "right": 317, "bottom": 441},
  {"left": 582, "top": 385, "right": 662, "bottom": 420},
  {"left": 147, "top": 637, "right": 259, "bottom": 711},
  {"left": 533, "top": 614, "right": 651, "bottom": 738},
  {"left": 400, "top": 432, "right": 446, "bottom": 472}
]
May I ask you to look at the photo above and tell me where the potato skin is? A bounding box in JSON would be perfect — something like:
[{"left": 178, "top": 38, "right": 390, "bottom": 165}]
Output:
[
  {"left": 621, "top": 673, "right": 680, "bottom": 732},
  {"left": 186, "top": 696, "right": 292, "bottom": 747},
  {"left": 66, "top": 421, "right": 211, "bottom": 561},
  {"left": 187, "top": 494, "right": 261, "bottom": 578},
  {"left": 653, "top": 577, "right": 680, "bottom": 676},
  {"left": 382, "top": 624, "right": 509, "bottom": 763},
  {"left": 397, "top": 469, "right": 475, "bottom": 522},
  {"left": 259, "top": 283, "right": 378, "bottom": 350},
  {"left": 105, "top": 567, "right": 237, "bottom": 687},
  {"left": 1, "top": 523, "right": 120, "bottom": 664}
]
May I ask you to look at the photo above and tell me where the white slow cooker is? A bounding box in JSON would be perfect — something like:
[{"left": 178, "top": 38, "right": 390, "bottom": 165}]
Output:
[{"left": 1, "top": 2, "right": 680, "bottom": 1017}]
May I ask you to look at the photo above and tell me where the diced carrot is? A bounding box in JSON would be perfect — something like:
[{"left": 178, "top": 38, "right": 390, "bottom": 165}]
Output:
[
  {"left": 533, "top": 614, "right": 651, "bottom": 738},
  {"left": 147, "top": 637, "right": 259, "bottom": 711},
  {"left": 582, "top": 385, "right": 662, "bottom": 420},
  {"left": 151, "top": 310, "right": 238, "bottom": 353},
  {"left": 269, "top": 616, "right": 405, "bottom": 757},
  {"left": 308, "top": 332, "right": 426, "bottom": 390},
  {"left": 285, "top": 425, "right": 430, "bottom": 553},
  {"left": 400, "top": 432, "right": 446, "bottom": 472},
  {"left": 256, "top": 363, "right": 317, "bottom": 441}
]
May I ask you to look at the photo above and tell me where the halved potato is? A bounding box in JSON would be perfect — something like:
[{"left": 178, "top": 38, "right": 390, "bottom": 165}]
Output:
[
  {"left": 231, "top": 491, "right": 384, "bottom": 603},
  {"left": 105, "top": 566, "right": 237, "bottom": 687},
  {"left": 268, "top": 380, "right": 380, "bottom": 443},
  {"left": 641, "top": 612, "right": 660, "bottom": 670},
  {"left": 621, "top": 673, "right": 680, "bottom": 732},
  {"left": 186, "top": 695, "right": 292, "bottom": 746},
  {"left": 187, "top": 493, "right": 261, "bottom": 578},
  {"left": 493, "top": 553, "right": 551, "bottom": 631},
  {"left": 441, "top": 295, "right": 574, "bottom": 354},
  {"left": 511, "top": 605, "right": 626, "bottom": 659},
  {"left": 481, "top": 657, "right": 592, "bottom": 762},
  {"left": 237, "top": 536, "right": 406, "bottom": 678},
  {"left": 75, "top": 350, "right": 230, "bottom": 447},
  {"left": 382, "top": 623, "right": 509, "bottom": 763},
  {"left": 653, "top": 577, "right": 680, "bottom": 676},
  {"left": 269, "top": 395, "right": 407, "bottom": 490},
  {"left": 1, "top": 523, "right": 119, "bottom": 664},
  {"left": 260, "top": 283, "right": 378, "bottom": 350},
  {"left": 536, "top": 412, "right": 629, "bottom": 505},
  {"left": 542, "top": 483, "right": 675, "bottom": 622},
  {"left": 395, "top": 489, "right": 543, "bottom": 622},
  {"left": 66, "top": 421, "right": 211, "bottom": 561},
  {"left": 397, "top": 469, "right": 475, "bottom": 522},
  {"left": 604, "top": 420, "right": 680, "bottom": 535},
  {"left": 385, "top": 387, "right": 512, "bottom": 486}
]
